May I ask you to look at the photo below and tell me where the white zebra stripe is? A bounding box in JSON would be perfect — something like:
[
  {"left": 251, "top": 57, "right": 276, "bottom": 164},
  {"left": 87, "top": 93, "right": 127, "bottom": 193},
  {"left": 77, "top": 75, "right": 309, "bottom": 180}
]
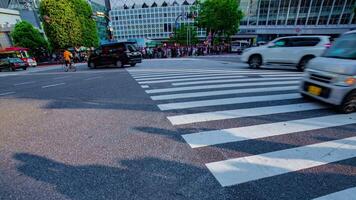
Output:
[
  {"left": 206, "top": 136, "right": 356, "bottom": 187},
  {"left": 151, "top": 85, "right": 298, "bottom": 100},
  {"left": 146, "top": 81, "right": 299, "bottom": 94},
  {"left": 168, "top": 103, "right": 325, "bottom": 125},
  {"left": 138, "top": 75, "right": 246, "bottom": 84},
  {"left": 182, "top": 113, "right": 356, "bottom": 148},
  {"left": 158, "top": 93, "right": 301, "bottom": 111},
  {"left": 313, "top": 187, "right": 356, "bottom": 200},
  {"left": 172, "top": 77, "right": 301, "bottom": 86}
]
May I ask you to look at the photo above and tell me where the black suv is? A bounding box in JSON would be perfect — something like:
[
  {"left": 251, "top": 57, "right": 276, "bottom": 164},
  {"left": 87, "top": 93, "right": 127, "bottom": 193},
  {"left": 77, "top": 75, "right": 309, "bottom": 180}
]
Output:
[{"left": 88, "top": 42, "right": 142, "bottom": 69}]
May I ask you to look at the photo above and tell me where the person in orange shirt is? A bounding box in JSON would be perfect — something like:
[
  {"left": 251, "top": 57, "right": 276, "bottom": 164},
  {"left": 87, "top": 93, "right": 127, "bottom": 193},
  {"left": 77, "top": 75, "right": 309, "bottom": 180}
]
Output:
[{"left": 63, "top": 49, "right": 73, "bottom": 67}]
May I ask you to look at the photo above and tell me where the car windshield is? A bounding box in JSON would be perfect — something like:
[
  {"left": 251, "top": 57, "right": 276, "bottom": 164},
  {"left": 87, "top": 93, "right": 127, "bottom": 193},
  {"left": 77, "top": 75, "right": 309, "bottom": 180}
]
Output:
[
  {"left": 323, "top": 33, "right": 356, "bottom": 60},
  {"left": 126, "top": 44, "right": 137, "bottom": 52},
  {"left": 8, "top": 58, "right": 23, "bottom": 63}
]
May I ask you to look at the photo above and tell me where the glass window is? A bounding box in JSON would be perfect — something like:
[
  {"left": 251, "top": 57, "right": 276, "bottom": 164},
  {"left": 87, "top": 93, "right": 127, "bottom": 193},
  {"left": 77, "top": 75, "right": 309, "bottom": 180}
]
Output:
[
  {"left": 323, "top": 33, "right": 356, "bottom": 60},
  {"left": 290, "top": 37, "right": 321, "bottom": 47}
]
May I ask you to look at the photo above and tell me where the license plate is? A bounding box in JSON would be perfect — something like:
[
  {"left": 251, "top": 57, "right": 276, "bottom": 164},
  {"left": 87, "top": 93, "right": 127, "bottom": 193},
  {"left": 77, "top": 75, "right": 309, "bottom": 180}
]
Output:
[{"left": 308, "top": 85, "right": 322, "bottom": 96}]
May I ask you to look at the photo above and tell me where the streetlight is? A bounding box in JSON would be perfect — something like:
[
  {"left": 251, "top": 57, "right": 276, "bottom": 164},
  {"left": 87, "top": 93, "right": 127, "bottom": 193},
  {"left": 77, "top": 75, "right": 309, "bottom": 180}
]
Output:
[{"left": 92, "top": 11, "right": 113, "bottom": 41}]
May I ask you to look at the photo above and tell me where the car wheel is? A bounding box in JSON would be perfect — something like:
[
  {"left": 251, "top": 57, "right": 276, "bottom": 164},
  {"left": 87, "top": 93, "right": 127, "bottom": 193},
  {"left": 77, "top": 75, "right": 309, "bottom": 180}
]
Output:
[
  {"left": 130, "top": 63, "right": 136, "bottom": 67},
  {"left": 116, "top": 60, "right": 123, "bottom": 68},
  {"left": 88, "top": 62, "right": 96, "bottom": 69},
  {"left": 338, "top": 92, "right": 356, "bottom": 114},
  {"left": 297, "top": 56, "right": 313, "bottom": 72},
  {"left": 10, "top": 66, "right": 16, "bottom": 71},
  {"left": 248, "top": 55, "right": 262, "bottom": 69},
  {"left": 22, "top": 67, "right": 27, "bottom": 70}
]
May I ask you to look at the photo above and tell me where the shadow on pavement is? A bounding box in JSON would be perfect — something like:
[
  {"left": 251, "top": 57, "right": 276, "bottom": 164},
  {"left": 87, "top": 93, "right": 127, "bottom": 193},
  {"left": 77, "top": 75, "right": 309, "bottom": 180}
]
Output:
[{"left": 13, "top": 153, "right": 226, "bottom": 200}]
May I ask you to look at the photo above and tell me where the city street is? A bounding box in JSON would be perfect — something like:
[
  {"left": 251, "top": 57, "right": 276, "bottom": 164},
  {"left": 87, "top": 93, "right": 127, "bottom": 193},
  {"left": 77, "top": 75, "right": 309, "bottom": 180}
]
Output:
[{"left": 0, "top": 57, "right": 355, "bottom": 200}]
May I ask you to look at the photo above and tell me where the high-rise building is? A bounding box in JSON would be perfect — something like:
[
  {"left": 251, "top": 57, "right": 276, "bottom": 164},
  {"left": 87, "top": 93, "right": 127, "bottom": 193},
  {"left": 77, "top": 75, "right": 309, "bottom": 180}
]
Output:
[
  {"left": 109, "top": 0, "right": 356, "bottom": 42},
  {"left": 88, "top": 0, "right": 111, "bottom": 43},
  {"left": 109, "top": 0, "right": 205, "bottom": 41}
]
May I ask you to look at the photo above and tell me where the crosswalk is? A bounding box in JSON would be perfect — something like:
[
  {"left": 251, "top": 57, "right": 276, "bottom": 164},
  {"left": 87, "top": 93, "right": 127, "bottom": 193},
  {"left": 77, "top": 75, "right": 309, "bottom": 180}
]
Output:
[{"left": 128, "top": 67, "right": 356, "bottom": 198}]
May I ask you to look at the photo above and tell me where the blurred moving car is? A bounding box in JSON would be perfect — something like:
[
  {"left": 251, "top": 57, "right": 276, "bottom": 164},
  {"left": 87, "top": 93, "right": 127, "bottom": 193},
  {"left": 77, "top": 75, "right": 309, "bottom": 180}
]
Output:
[
  {"left": 0, "top": 57, "right": 28, "bottom": 71},
  {"left": 241, "top": 36, "right": 331, "bottom": 71},
  {"left": 300, "top": 30, "right": 356, "bottom": 113},
  {"left": 88, "top": 41, "right": 142, "bottom": 69},
  {"left": 231, "top": 40, "right": 250, "bottom": 54},
  {"left": 0, "top": 47, "right": 37, "bottom": 67}
]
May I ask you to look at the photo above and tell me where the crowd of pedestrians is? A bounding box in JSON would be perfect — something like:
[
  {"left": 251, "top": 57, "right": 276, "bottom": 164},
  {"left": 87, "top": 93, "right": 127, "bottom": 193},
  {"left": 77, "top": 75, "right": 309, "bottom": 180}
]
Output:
[{"left": 140, "top": 44, "right": 231, "bottom": 59}]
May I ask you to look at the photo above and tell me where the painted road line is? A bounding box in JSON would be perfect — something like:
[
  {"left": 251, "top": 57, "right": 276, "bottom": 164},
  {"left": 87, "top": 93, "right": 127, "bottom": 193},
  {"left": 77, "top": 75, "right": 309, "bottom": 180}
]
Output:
[
  {"left": 158, "top": 93, "right": 301, "bottom": 111},
  {"left": 14, "top": 81, "right": 36, "bottom": 86},
  {"left": 136, "top": 72, "right": 300, "bottom": 81},
  {"left": 129, "top": 69, "right": 253, "bottom": 76},
  {"left": 135, "top": 73, "right": 250, "bottom": 81},
  {"left": 261, "top": 74, "right": 303, "bottom": 77},
  {"left": 84, "top": 76, "right": 103, "bottom": 81},
  {"left": 168, "top": 103, "right": 325, "bottom": 125},
  {"left": 41, "top": 83, "right": 66, "bottom": 88},
  {"left": 146, "top": 81, "right": 299, "bottom": 94},
  {"left": 138, "top": 75, "right": 246, "bottom": 84},
  {"left": 0, "top": 91, "right": 15, "bottom": 96},
  {"left": 130, "top": 70, "right": 260, "bottom": 78},
  {"left": 313, "top": 187, "right": 356, "bottom": 200},
  {"left": 151, "top": 85, "right": 298, "bottom": 101},
  {"left": 183, "top": 113, "right": 356, "bottom": 148},
  {"left": 141, "top": 85, "right": 150, "bottom": 89},
  {"left": 206, "top": 136, "right": 356, "bottom": 187},
  {"left": 172, "top": 77, "right": 301, "bottom": 86}
]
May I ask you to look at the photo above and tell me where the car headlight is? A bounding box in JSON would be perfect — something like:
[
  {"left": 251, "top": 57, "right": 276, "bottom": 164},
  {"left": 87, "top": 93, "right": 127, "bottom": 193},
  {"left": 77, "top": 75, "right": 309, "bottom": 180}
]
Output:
[{"left": 334, "top": 76, "right": 356, "bottom": 87}]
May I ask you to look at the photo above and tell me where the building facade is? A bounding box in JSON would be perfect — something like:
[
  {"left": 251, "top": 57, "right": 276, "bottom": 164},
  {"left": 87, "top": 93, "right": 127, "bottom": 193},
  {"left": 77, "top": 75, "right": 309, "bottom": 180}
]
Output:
[
  {"left": 239, "top": 0, "right": 356, "bottom": 41},
  {"left": 109, "top": 0, "right": 356, "bottom": 42},
  {"left": 109, "top": 0, "right": 205, "bottom": 41},
  {"left": 0, "top": 8, "right": 21, "bottom": 48},
  {"left": 88, "top": 0, "right": 110, "bottom": 43}
]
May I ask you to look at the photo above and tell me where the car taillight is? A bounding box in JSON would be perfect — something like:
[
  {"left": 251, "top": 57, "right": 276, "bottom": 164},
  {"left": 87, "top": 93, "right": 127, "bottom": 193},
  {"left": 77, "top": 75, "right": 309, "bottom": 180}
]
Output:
[{"left": 324, "top": 43, "right": 332, "bottom": 48}]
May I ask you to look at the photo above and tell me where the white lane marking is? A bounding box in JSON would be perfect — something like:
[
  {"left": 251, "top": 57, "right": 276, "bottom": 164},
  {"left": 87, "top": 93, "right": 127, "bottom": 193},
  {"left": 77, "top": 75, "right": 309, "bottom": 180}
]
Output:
[
  {"left": 84, "top": 76, "right": 103, "bottom": 81},
  {"left": 151, "top": 86, "right": 298, "bottom": 101},
  {"left": 129, "top": 69, "right": 253, "bottom": 76},
  {"left": 41, "top": 83, "right": 66, "bottom": 88},
  {"left": 141, "top": 85, "right": 150, "bottom": 89},
  {"left": 172, "top": 77, "right": 301, "bottom": 86},
  {"left": 168, "top": 103, "right": 325, "bottom": 125},
  {"left": 14, "top": 81, "right": 36, "bottom": 86},
  {"left": 158, "top": 93, "right": 301, "bottom": 111},
  {"left": 146, "top": 81, "right": 299, "bottom": 94},
  {"left": 261, "top": 74, "right": 304, "bottom": 77},
  {"left": 0, "top": 91, "right": 15, "bottom": 96},
  {"left": 136, "top": 72, "right": 300, "bottom": 81},
  {"left": 183, "top": 113, "right": 356, "bottom": 148},
  {"left": 135, "top": 73, "right": 250, "bottom": 81},
  {"left": 313, "top": 187, "right": 356, "bottom": 200},
  {"left": 53, "top": 76, "right": 71, "bottom": 80},
  {"left": 131, "top": 70, "right": 259, "bottom": 78},
  {"left": 206, "top": 136, "right": 356, "bottom": 187},
  {"left": 138, "top": 75, "right": 246, "bottom": 84}
]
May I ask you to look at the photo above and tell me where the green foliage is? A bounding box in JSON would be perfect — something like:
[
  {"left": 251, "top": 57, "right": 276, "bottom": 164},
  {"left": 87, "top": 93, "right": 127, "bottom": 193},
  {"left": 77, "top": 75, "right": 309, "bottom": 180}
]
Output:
[
  {"left": 10, "top": 21, "right": 49, "bottom": 55},
  {"left": 39, "top": 0, "right": 99, "bottom": 49},
  {"left": 170, "top": 24, "right": 199, "bottom": 45},
  {"left": 71, "top": 0, "right": 99, "bottom": 47},
  {"left": 195, "top": 0, "right": 244, "bottom": 44}
]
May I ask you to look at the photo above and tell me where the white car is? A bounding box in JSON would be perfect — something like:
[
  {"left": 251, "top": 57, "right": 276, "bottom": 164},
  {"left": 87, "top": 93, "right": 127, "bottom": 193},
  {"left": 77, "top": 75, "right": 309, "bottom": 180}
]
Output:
[
  {"left": 241, "top": 36, "right": 331, "bottom": 71},
  {"left": 300, "top": 30, "right": 356, "bottom": 113}
]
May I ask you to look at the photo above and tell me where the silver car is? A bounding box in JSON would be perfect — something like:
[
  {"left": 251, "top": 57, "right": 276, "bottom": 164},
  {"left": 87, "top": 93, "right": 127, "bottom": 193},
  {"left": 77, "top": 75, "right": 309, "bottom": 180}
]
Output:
[{"left": 300, "top": 30, "right": 356, "bottom": 113}]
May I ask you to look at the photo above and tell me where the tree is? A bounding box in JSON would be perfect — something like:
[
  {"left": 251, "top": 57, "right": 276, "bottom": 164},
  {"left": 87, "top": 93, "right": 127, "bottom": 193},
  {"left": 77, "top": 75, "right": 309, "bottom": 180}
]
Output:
[
  {"left": 170, "top": 24, "right": 199, "bottom": 45},
  {"left": 10, "top": 21, "right": 49, "bottom": 57},
  {"left": 39, "top": 0, "right": 83, "bottom": 49},
  {"left": 70, "top": 0, "right": 99, "bottom": 47},
  {"left": 194, "top": 0, "right": 244, "bottom": 45}
]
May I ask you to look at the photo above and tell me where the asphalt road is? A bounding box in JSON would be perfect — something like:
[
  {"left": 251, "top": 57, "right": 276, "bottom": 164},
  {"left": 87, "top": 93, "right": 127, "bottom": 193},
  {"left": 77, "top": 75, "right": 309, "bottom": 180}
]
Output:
[{"left": 0, "top": 58, "right": 355, "bottom": 200}]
